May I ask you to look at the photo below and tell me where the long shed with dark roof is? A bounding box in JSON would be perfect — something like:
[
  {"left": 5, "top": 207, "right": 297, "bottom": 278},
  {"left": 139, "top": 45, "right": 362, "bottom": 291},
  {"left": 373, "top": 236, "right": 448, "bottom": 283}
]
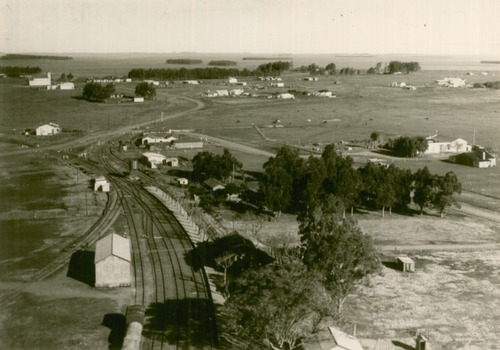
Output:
[{"left": 94, "top": 233, "right": 131, "bottom": 288}]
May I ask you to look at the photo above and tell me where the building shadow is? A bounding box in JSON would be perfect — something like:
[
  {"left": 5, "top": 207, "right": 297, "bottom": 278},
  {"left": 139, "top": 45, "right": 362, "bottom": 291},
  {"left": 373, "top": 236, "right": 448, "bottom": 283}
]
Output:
[
  {"left": 67, "top": 249, "right": 95, "bottom": 286},
  {"left": 102, "top": 313, "right": 126, "bottom": 350},
  {"left": 143, "top": 299, "right": 218, "bottom": 348}
]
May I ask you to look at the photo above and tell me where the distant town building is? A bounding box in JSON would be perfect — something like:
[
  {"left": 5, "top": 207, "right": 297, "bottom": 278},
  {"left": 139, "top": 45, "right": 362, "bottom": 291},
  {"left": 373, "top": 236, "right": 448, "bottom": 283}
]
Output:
[
  {"left": 36, "top": 122, "right": 61, "bottom": 136},
  {"left": 277, "top": 93, "right": 295, "bottom": 100},
  {"left": 165, "top": 157, "right": 179, "bottom": 167},
  {"left": 183, "top": 80, "right": 199, "bottom": 85},
  {"left": 173, "top": 141, "right": 203, "bottom": 149},
  {"left": 28, "top": 72, "right": 51, "bottom": 87},
  {"left": 94, "top": 233, "right": 131, "bottom": 288},
  {"left": 425, "top": 138, "right": 471, "bottom": 154},
  {"left": 133, "top": 97, "right": 144, "bottom": 103},
  {"left": 177, "top": 178, "right": 189, "bottom": 185},
  {"left": 59, "top": 82, "right": 75, "bottom": 90},
  {"left": 228, "top": 77, "right": 238, "bottom": 84},
  {"left": 142, "top": 135, "right": 177, "bottom": 145},
  {"left": 436, "top": 77, "right": 466, "bottom": 88}
]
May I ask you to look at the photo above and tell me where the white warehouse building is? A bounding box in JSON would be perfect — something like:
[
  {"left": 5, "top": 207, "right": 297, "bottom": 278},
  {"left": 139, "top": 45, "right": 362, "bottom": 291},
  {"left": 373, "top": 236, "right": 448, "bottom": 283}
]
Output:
[
  {"left": 36, "top": 122, "right": 61, "bottom": 136},
  {"left": 94, "top": 233, "right": 131, "bottom": 288}
]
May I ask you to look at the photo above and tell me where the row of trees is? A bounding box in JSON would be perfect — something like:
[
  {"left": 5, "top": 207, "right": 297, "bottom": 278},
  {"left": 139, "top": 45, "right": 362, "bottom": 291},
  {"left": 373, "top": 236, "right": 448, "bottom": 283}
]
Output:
[
  {"left": 255, "top": 61, "right": 292, "bottom": 76},
  {"left": 58, "top": 73, "right": 74, "bottom": 81},
  {"left": 386, "top": 61, "right": 421, "bottom": 74},
  {"left": 0, "top": 66, "right": 41, "bottom": 77},
  {"left": 260, "top": 145, "right": 461, "bottom": 218},
  {"left": 129, "top": 67, "right": 252, "bottom": 80}
]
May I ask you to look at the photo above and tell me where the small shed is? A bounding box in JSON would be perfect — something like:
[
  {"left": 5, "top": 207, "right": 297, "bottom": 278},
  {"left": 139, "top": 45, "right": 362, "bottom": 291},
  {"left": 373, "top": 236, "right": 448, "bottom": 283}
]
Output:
[
  {"left": 177, "top": 178, "right": 189, "bottom": 186},
  {"left": 397, "top": 256, "right": 415, "bottom": 272},
  {"left": 94, "top": 176, "right": 110, "bottom": 192},
  {"left": 133, "top": 97, "right": 144, "bottom": 103},
  {"left": 94, "top": 233, "right": 131, "bottom": 288}
]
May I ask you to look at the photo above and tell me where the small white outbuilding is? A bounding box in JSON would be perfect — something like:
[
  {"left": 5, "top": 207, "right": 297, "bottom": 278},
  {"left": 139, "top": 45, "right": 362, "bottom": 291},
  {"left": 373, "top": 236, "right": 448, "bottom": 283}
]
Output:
[
  {"left": 36, "top": 122, "right": 61, "bottom": 136},
  {"left": 94, "top": 233, "right": 131, "bottom": 288},
  {"left": 94, "top": 176, "right": 110, "bottom": 192}
]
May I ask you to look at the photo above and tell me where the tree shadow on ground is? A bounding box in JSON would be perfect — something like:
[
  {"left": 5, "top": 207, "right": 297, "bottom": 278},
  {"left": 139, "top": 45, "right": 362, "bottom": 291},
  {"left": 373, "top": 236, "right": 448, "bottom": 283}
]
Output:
[
  {"left": 102, "top": 313, "right": 126, "bottom": 350},
  {"left": 143, "top": 299, "right": 218, "bottom": 348},
  {"left": 67, "top": 249, "right": 95, "bottom": 286},
  {"left": 393, "top": 340, "right": 415, "bottom": 349},
  {"left": 167, "top": 169, "right": 192, "bottom": 179}
]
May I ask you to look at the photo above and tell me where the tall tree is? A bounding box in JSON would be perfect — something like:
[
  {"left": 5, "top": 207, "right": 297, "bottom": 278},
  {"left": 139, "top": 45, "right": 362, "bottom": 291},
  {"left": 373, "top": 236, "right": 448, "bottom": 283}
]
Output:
[
  {"left": 413, "top": 166, "right": 435, "bottom": 214},
  {"left": 302, "top": 218, "right": 380, "bottom": 316},
  {"left": 135, "top": 82, "right": 156, "bottom": 99},
  {"left": 433, "top": 171, "right": 461, "bottom": 217},
  {"left": 223, "top": 262, "right": 331, "bottom": 350}
]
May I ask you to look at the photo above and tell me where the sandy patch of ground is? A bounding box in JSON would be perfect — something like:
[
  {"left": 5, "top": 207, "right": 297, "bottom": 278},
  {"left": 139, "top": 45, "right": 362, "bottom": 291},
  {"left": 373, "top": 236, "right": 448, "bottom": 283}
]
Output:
[{"left": 348, "top": 250, "right": 500, "bottom": 350}]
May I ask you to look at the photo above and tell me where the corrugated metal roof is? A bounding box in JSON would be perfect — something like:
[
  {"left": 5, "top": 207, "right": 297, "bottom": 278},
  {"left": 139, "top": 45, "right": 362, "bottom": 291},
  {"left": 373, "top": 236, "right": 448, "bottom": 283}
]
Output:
[{"left": 95, "top": 233, "right": 131, "bottom": 263}]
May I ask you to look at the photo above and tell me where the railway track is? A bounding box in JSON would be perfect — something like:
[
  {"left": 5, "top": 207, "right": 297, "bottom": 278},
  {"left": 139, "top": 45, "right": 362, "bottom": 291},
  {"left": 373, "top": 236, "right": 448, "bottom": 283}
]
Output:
[{"left": 95, "top": 145, "right": 217, "bottom": 349}]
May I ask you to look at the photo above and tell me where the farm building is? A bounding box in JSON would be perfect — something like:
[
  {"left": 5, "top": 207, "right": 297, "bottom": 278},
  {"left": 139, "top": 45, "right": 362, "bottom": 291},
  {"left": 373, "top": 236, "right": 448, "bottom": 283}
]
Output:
[
  {"left": 142, "top": 135, "right": 177, "bottom": 145},
  {"left": 183, "top": 80, "right": 199, "bottom": 85},
  {"left": 36, "top": 122, "right": 61, "bottom": 136},
  {"left": 302, "top": 77, "right": 319, "bottom": 81},
  {"left": 141, "top": 152, "right": 166, "bottom": 168},
  {"left": 94, "top": 233, "right": 131, "bottom": 288},
  {"left": 204, "top": 178, "right": 225, "bottom": 192},
  {"left": 174, "top": 141, "right": 203, "bottom": 149},
  {"left": 228, "top": 77, "right": 238, "bottom": 84},
  {"left": 271, "top": 82, "right": 285, "bottom": 87},
  {"left": 436, "top": 77, "right": 466, "bottom": 88},
  {"left": 28, "top": 72, "right": 51, "bottom": 87},
  {"left": 165, "top": 157, "right": 179, "bottom": 167},
  {"left": 303, "top": 326, "right": 364, "bottom": 350},
  {"left": 59, "top": 82, "right": 75, "bottom": 90},
  {"left": 449, "top": 148, "right": 496, "bottom": 168},
  {"left": 216, "top": 89, "right": 229, "bottom": 97},
  {"left": 397, "top": 256, "right": 415, "bottom": 272},
  {"left": 133, "top": 97, "right": 144, "bottom": 103},
  {"left": 425, "top": 138, "right": 471, "bottom": 154},
  {"left": 177, "top": 178, "right": 189, "bottom": 185},
  {"left": 94, "top": 176, "right": 110, "bottom": 192},
  {"left": 277, "top": 93, "right": 295, "bottom": 100},
  {"left": 230, "top": 89, "right": 244, "bottom": 96}
]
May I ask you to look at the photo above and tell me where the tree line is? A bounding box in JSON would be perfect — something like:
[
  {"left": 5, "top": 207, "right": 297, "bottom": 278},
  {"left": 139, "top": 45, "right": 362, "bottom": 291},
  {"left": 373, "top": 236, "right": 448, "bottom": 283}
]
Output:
[
  {"left": 0, "top": 66, "right": 42, "bottom": 77},
  {"left": 259, "top": 145, "right": 461, "bottom": 218},
  {"left": 386, "top": 61, "right": 421, "bottom": 73},
  {"left": 128, "top": 67, "right": 255, "bottom": 80}
]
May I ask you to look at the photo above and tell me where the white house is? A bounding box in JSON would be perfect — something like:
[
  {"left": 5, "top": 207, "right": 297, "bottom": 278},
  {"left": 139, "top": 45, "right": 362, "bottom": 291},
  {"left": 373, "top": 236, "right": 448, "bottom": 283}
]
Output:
[
  {"left": 141, "top": 152, "right": 166, "bottom": 168},
  {"left": 28, "top": 72, "right": 51, "bottom": 87},
  {"left": 36, "top": 122, "right": 61, "bottom": 136},
  {"left": 94, "top": 233, "right": 131, "bottom": 288},
  {"left": 94, "top": 176, "right": 110, "bottom": 192},
  {"left": 134, "top": 97, "right": 144, "bottom": 103},
  {"left": 277, "top": 93, "right": 295, "bottom": 100},
  {"left": 228, "top": 77, "right": 238, "bottom": 84},
  {"left": 142, "top": 135, "right": 177, "bottom": 145},
  {"left": 425, "top": 138, "right": 471, "bottom": 154},
  {"left": 59, "top": 82, "right": 75, "bottom": 90}
]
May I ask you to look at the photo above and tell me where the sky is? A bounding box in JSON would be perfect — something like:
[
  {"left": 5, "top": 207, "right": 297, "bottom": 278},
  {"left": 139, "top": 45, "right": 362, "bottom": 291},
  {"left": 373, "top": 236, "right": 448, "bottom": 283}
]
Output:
[{"left": 1, "top": 0, "right": 499, "bottom": 56}]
